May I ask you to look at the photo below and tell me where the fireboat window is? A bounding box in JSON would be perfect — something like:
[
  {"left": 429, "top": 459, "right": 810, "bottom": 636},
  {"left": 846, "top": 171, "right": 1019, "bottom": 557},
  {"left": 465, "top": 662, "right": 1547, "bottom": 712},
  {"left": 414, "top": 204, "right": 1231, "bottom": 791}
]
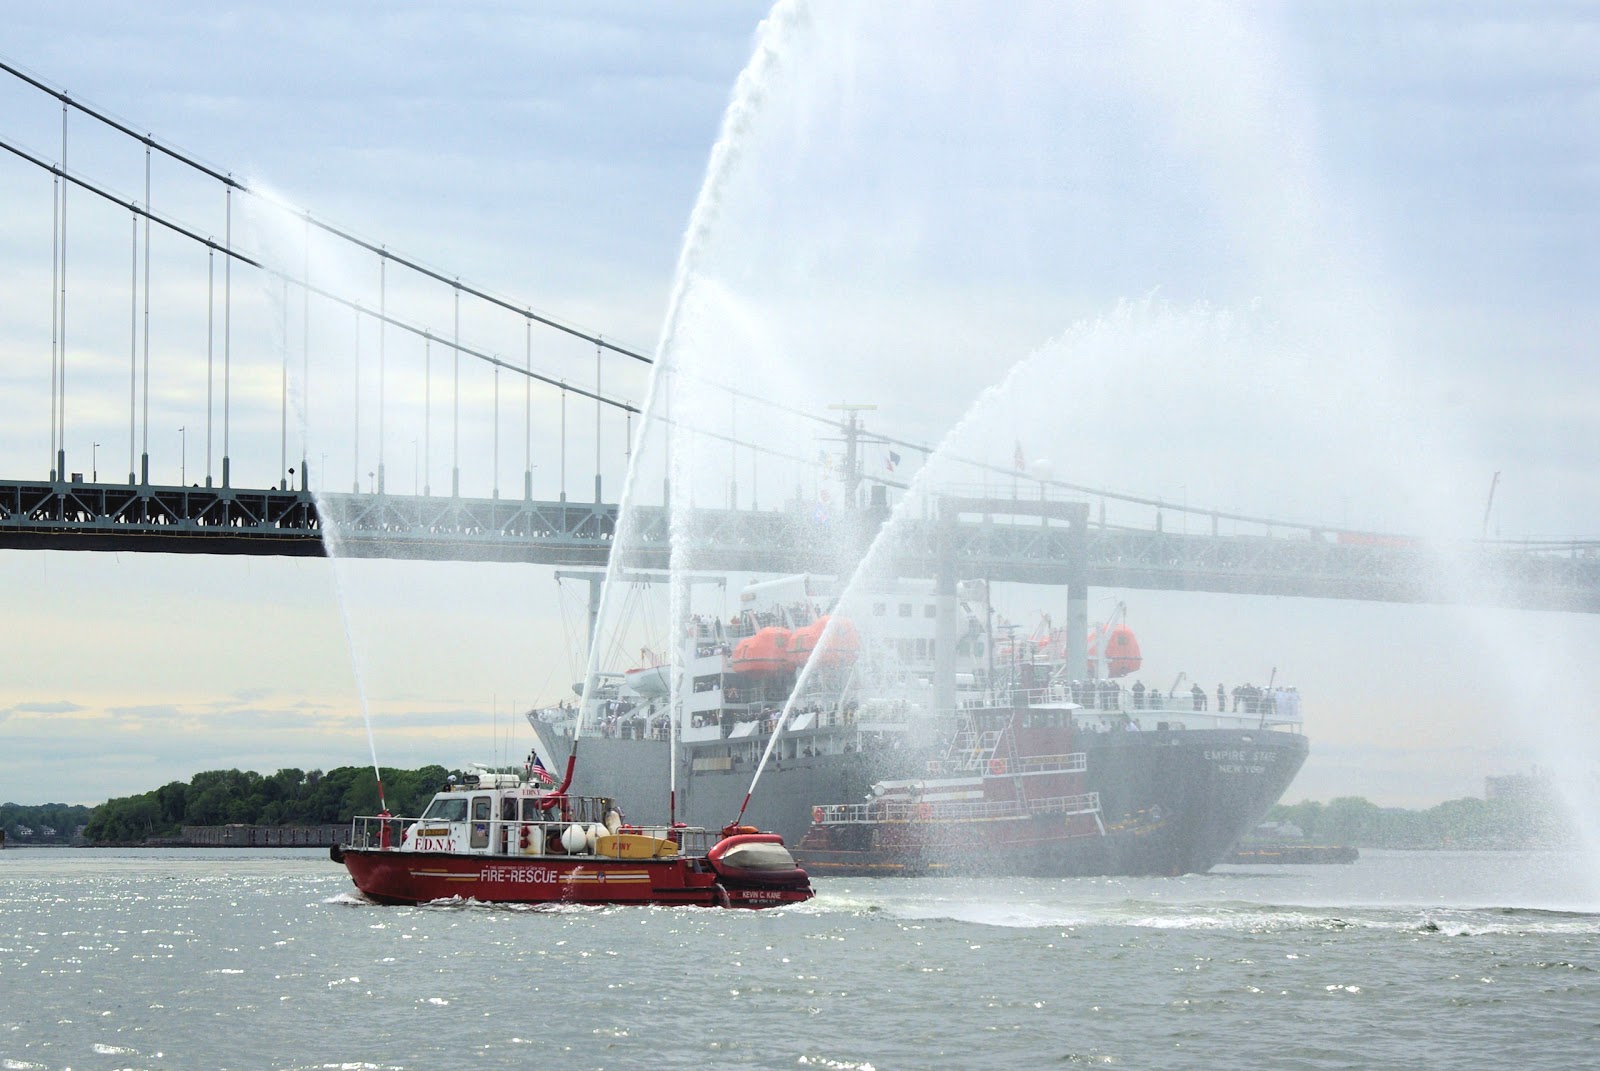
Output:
[{"left": 422, "top": 798, "right": 468, "bottom": 822}]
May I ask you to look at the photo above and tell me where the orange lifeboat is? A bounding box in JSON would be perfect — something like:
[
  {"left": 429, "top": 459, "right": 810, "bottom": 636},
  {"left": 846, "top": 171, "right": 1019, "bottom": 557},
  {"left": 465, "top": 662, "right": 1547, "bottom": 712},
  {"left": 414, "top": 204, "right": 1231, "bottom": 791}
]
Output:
[
  {"left": 730, "top": 627, "right": 793, "bottom": 676},
  {"left": 1087, "top": 623, "right": 1142, "bottom": 678},
  {"left": 787, "top": 615, "right": 859, "bottom": 670}
]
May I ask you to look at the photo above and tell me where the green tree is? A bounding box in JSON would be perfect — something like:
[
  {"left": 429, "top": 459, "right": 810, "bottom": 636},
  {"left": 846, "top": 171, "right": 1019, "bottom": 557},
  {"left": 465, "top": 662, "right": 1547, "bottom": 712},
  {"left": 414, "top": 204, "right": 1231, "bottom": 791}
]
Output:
[{"left": 1317, "top": 796, "right": 1382, "bottom": 845}]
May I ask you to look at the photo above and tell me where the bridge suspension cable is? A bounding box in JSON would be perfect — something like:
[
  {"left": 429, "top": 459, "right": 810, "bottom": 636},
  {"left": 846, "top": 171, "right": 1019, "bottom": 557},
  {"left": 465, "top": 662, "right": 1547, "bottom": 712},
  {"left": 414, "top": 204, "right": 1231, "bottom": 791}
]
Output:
[
  {"left": 0, "top": 60, "right": 1463, "bottom": 542},
  {"left": 0, "top": 133, "right": 641, "bottom": 419},
  {"left": 1, "top": 132, "right": 852, "bottom": 491},
  {"left": 0, "top": 57, "right": 653, "bottom": 368}
]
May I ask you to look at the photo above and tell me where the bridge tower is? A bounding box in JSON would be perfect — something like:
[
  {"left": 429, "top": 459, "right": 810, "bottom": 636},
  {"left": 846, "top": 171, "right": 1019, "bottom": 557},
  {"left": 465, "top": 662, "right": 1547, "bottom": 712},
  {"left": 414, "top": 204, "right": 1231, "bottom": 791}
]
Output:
[{"left": 935, "top": 495, "right": 1090, "bottom": 711}]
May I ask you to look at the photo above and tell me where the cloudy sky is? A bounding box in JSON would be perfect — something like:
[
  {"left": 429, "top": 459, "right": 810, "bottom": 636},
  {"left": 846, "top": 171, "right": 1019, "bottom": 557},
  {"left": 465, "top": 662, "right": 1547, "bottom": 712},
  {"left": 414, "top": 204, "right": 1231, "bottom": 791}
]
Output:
[{"left": 1, "top": 2, "right": 1597, "bottom": 812}]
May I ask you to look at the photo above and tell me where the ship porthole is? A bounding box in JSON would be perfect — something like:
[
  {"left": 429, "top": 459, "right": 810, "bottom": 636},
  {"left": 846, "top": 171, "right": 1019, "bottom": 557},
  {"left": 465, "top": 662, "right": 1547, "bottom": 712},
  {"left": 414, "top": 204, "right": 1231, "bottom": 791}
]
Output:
[{"left": 1240, "top": 735, "right": 1254, "bottom": 743}]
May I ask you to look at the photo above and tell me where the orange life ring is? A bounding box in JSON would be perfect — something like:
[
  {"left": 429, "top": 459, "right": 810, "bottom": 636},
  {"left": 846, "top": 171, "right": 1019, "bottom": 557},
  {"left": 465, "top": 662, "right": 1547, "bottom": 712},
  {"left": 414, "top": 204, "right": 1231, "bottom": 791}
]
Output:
[
  {"left": 989, "top": 757, "right": 1007, "bottom": 775},
  {"left": 916, "top": 802, "right": 933, "bottom": 820},
  {"left": 812, "top": 806, "right": 825, "bottom": 823}
]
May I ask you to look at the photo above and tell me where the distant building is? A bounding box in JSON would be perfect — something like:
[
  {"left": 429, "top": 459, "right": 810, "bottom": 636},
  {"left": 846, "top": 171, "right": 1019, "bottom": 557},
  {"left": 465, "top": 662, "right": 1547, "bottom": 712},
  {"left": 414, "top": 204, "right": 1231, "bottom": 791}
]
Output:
[{"left": 1485, "top": 767, "right": 1555, "bottom": 802}]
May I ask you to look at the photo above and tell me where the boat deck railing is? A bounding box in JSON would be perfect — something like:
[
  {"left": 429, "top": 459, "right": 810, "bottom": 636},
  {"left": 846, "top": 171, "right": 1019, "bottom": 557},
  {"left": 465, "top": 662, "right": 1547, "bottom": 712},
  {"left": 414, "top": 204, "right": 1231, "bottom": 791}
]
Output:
[
  {"left": 924, "top": 751, "right": 1087, "bottom": 777},
  {"left": 345, "top": 814, "right": 726, "bottom": 859},
  {"left": 977, "top": 674, "right": 1304, "bottom": 729},
  {"left": 815, "top": 791, "right": 1102, "bottom": 826},
  {"left": 1044, "top": 682, "right": 1305, "bottom": 730}
]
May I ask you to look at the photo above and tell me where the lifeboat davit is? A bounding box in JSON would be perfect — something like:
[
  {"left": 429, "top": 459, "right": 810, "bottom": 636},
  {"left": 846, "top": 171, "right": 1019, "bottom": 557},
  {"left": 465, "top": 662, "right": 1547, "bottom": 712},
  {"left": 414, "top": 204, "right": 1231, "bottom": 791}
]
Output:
[
  {"left": 787, "top": 615, "right": 859, "bottom": 670},
  {"left": 1087, "top": 623, "right": 1141, "bottom": 678},
  {"left": 730, "top": 627, "right": 793, "bottom": 676}
]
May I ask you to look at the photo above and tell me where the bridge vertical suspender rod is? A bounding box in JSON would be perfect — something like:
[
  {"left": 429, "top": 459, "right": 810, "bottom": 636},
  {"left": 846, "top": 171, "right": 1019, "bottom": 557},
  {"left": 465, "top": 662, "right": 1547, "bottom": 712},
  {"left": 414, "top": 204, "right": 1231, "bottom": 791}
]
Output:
[
  {"left": 594, "top": 343, "right": 602, "bottom": 503},
  {"left": 206, "top": 248, "right": 214, "bottom": 487},
  {"left": 128, "top": 213, "right": 137, "bottom": 483},
  {"left": 452, "top": 284, "right": 460, "bottom": 498},
  {"left": 524, "top": 317, "right": 532, "bottom": 501},
  {"left": 493, "top": 365, "right": 500, "bottom": 499},
  {"left": 57, "top": 102, "right": 68, "bottom": 481},
  {"left": 140, "top": 142, "right": 151, "bottom": 485},
  {"left": 301, "top": 219, "right": 310, "bottom": 492},
  {"left": 352, "top": 310, "right": 361, "bottom": 494},
  {"left": 423, "top": 337, "right": 431, "bottom": 497},
  {"left": 280, "top": 277, "right": 288, "bottom": 489},
  {"left": 378, "top": 254, "right": 386, "bottom": 494},
  {"left": 49, "top": 174, "right": 58, "bottom": 481},
  {"left": 222, "top": 185, "right": 232, "bottom": 489},
  {"left": 560, "top": 385, "right": 567, "bottom": 502}
]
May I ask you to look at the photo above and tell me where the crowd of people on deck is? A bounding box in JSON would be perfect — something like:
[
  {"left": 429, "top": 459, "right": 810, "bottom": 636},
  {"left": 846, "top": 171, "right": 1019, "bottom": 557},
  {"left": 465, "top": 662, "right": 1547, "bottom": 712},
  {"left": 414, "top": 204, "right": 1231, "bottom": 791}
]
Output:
[
  {"left": 593, "top": 699, "right": 673, "bottom": 740},
  {"left": 1065, "top": 678, "right": 1301, "bottom": 719},
  {"left": 687, "top": 699, "right": 856, "bottom": 735}
]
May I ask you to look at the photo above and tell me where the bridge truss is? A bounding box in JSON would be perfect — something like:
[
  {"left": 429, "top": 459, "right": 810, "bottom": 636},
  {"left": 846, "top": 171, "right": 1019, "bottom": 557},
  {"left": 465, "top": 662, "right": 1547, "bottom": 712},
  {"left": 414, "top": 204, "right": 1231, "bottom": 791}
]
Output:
[{"left": 4, "top": 477, "right": 1595, "bottom": 613}]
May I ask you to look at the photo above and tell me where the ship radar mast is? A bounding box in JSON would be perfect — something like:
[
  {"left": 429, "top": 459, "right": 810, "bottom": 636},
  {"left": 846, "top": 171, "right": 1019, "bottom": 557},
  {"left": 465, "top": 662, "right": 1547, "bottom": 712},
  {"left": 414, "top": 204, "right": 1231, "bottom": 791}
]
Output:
[{"left": 825, "top": 403, "right": 880, "bottom": 510}]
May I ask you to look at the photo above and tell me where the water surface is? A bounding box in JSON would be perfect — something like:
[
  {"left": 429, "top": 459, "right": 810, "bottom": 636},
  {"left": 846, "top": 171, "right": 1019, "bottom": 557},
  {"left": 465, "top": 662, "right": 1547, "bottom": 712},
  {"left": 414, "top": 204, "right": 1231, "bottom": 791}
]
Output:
[{"left": 2, "top": 848, "right": 1595, "bottom": 1070}]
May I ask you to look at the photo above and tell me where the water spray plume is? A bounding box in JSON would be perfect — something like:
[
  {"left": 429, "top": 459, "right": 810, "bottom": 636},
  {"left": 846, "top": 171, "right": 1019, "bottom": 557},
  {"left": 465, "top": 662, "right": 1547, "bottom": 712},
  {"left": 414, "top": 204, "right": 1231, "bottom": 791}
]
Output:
[
  {"left": 576, "top": 0, "right": 805, "bottom": 770},
  {"left": 736, "top": 307, "right": 1125, "bottom": 820}
]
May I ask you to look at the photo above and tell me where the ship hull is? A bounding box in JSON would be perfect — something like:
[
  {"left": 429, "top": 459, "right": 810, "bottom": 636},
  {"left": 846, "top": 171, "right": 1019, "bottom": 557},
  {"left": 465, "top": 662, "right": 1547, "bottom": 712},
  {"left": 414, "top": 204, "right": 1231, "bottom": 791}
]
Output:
[
  {"left": 534, "top": 723, "right": 1308, "bottom": 878},
  {"left": 337, "top": 847, "right": 808, "bottom": 908}
]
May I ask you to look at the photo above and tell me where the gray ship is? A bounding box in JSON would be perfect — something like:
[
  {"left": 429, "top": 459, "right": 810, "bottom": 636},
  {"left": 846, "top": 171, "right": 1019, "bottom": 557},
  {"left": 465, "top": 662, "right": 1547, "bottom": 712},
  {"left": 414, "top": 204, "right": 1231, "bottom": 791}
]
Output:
[{"left": 526, "top": 574, "right": 1308, "bottom": 877}]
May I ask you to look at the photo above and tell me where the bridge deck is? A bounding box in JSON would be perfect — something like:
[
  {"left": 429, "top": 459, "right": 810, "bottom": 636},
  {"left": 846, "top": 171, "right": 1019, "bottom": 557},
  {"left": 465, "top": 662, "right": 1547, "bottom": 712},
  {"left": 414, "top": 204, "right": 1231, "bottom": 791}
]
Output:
[{"left": 3, "top": 478, "right": 1596, "bottom": 611}]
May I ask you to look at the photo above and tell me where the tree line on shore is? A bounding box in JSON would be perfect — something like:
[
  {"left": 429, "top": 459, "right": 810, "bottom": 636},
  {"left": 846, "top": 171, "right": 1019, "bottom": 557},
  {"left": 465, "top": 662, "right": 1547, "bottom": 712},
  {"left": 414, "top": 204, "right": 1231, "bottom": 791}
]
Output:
[
  {"left": 79, "top": 766, "right": 451, "bottom": 844},
  {"left": 1, "top": 802, "right": 95, "bottom": 844},
  {"left": 4, "top": 773, "right": 1574, "bottom": 850},
  {"left": 1264, "top": 793, "right": 1570, "bottom": 850}
]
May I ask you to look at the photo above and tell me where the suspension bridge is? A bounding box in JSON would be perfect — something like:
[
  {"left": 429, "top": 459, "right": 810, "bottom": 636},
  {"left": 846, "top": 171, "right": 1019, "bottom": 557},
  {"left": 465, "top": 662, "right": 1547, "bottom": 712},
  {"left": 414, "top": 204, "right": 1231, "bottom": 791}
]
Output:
[{"left": 2, "top": 61, "right": 1596, "bottom": 615}]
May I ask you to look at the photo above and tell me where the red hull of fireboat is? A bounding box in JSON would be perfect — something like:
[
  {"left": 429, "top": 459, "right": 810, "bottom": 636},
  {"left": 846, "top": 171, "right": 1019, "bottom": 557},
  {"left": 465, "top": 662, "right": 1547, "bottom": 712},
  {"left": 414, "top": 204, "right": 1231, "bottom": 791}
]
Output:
[{"left": 337, "top": 845, "right": 811, "bottom": 909}]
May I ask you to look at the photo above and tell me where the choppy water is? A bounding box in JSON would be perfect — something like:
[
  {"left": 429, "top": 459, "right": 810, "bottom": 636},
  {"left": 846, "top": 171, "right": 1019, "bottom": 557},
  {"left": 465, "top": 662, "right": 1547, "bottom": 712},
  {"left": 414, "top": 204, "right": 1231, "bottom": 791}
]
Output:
[{"left": 2, "top": 849, "right": 1597, "bottom": 1070}]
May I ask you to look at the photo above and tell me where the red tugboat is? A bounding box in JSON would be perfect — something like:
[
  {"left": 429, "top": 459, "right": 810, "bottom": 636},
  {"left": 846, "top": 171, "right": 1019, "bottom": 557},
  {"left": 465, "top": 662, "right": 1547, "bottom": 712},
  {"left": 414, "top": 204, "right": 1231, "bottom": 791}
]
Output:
[
  {"left": 794, "top": 697, "right": 1295, "bottom": 878},
  {"left": 796, "top": 705, "right": 1115, "bottom": 876},
  {"left": 334, "top": 762, "right": 813, "bottom": 909}
]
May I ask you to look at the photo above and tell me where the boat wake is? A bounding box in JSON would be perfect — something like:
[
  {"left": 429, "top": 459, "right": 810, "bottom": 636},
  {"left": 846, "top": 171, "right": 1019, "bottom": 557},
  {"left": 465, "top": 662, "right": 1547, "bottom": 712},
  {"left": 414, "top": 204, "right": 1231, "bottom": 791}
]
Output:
[
  {"left": 813, "top": 887, "right": 1600, "bottom": 937},
  {"left": 323, "top": 892, "right": 376, "bottom": 907}
]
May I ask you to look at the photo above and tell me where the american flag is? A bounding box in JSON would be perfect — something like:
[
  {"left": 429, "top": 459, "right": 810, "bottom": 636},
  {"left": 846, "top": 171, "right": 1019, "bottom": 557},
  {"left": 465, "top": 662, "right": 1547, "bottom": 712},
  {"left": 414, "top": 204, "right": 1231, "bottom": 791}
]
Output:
[{"left": 526, "top": 754, "right": 556, "bottom": 785}]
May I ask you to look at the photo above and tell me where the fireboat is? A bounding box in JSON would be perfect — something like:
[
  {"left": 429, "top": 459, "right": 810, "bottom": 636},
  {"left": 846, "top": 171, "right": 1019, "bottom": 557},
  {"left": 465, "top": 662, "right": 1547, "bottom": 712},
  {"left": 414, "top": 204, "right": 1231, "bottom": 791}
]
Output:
[{"left": 333, "top": 759, "right": 814, "bottom": 909}]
